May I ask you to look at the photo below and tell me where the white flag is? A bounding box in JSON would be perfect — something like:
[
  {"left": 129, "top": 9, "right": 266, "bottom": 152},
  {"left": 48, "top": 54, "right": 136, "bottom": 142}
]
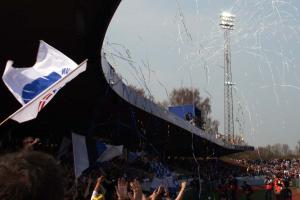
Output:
[
  {"left": 96, "top": 142, "right": 123, "bottom": 162},
  {"left": 2, "top": 40, "right": 77, "bottom": 105},
  {"left": 1, "top": 41, "right": 87, "bottom": 124},
  {"left": 72, "top": 133, "right": 89, "bottom": 178},
  {"left": 1, "top": 60, "right": 87, "bottom": 124}
]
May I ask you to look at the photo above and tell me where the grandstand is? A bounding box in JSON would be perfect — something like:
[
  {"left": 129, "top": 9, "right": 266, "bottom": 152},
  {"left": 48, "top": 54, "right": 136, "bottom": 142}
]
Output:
[{"left": 0, "top": 0, "right": 253, "bottom": 158}]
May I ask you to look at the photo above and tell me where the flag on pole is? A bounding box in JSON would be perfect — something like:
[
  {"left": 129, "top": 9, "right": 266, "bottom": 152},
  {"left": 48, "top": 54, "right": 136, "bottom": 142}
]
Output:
[
  {"left": 1, "top": 41, "right": 87, "bottom": 124},
  {"left": 72, "top": 133, "right": 89, "bottom": 178},
  {"left": 95, "top": 141, "right": 123, "bottom": 162},
  {"left": 71, "top": 133, "right": 123, "bottom": 177},
  {"left": 3, "top": 40, "right": 77, "bottom": 105},
  {"left": 0, "top": 60, "right": 86, "bottom": 124}
]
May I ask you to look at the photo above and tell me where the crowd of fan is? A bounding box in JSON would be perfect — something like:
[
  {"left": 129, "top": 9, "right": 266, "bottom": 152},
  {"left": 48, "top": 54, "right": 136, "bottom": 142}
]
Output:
[
  {"left": 0, "top": 136, "right": 185, "bottom": 200},
  {"left": 0, "top": 135, "right": 297, "bottom": 200},
  {"left": 234, "top": 158, "right": 300, "bottom": 179},
  {"left": 0, "top": 136, "right": 236, "bottom": 199},
  {"left": 231, "top": 158, "right": 299, "bottom": 200}
]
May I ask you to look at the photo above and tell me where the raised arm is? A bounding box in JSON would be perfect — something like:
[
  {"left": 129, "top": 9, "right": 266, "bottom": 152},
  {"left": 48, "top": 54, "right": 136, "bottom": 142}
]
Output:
[
  {"left": 129, "top": 179, "right": 143, "bottom": 200},
  {"left": 175, "top": 181, "right": 187, "bottom": 200},
  {"left": 90, "top": 175, "right": 105, "bottom": 200}
]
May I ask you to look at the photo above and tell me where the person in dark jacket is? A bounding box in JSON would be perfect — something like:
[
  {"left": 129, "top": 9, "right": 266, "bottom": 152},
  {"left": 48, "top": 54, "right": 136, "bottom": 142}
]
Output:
[
  {"left": 241, "top": 181, "right": 253, "bottom": 200},
  {"left": 280, "top": 180, "right": 292, "bottom": 200}
]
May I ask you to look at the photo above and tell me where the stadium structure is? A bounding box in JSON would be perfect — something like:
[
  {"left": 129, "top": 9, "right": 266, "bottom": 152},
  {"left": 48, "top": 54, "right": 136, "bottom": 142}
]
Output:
[{"left": 0, "top": 0, "right": 253, "bottom": 157}]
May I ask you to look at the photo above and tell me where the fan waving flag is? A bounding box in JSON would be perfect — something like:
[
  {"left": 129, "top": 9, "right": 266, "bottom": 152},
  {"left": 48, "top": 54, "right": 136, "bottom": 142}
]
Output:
[
  {"left": 1, "top": 41, "right": 87, "bottom": 124},
  {"left": 71, "top": 133, "right": 124, "bottom": 178}
]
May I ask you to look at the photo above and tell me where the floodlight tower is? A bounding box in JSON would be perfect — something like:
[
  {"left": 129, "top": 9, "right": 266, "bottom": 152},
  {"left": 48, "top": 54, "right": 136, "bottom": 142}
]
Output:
[{"left": 220, "top": 12, "right": 235, "bottom": 143}]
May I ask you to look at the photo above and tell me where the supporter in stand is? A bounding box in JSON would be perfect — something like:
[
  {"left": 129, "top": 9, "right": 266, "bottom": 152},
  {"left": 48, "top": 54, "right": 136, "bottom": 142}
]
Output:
[
  {"left": 149, "top": 181, "right": 187, "bottom": 200},
  {"left": 227, "top": 175, "right": 238, "bottom": 200},
  {"left": 274, "top": 175, "right": 284, "bottom": 200},
  {"left": 241, "top": 181, "right": 253, "bottom": 200},
  {"left": 217, "top": 179, "right": 228, "bottom": 200},
  {"left": 22, "top": 136, "right": 40, "bottom": 151},
  {"left": 129, "top": 179, "right": 145, "bottom": 200},
  {"left": 0, "top": 151, "right": 64, "bottom": 200},
  {"left": 235, "top": 158, "right": 300, "bottom": 179},
  {"left": 4, "top": 133, "right": 300, "bottom": 200},
  {"left": 114, "top": 177, "right": 148, "bottom": 200},
  {"left": 175, "top": 181, "right": 187, "bottom": 200},
  {"left": 91, "top": 175, "right": 105, "bottom": 200},
  {"left": 264, "top": 176, "right": 273, "bottom": 200},
  {"left": 280, "top": 180, "right": 292, "bottom": 200},
  {"left": 149, "top": 185, "right": 165, "bottom": 200}
]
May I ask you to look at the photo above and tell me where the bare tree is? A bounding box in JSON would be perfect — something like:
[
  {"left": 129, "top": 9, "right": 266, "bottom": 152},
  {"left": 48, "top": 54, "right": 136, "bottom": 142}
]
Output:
[
  {"left": 294, "top": 140, "right": 300, "bottom": 156},
  {"left": 128, "top": 85, "right": 154, "bottom": 101},
  {"left": 169, "top": 87, "right": 202, "bottom": 106},
  {"left": 282, "top": 144, "right": 291, "bottom": 156},
  {"left": 271, "top": 143, "right": 282, "bottom": 157},
  {"left": 168, "top": 87, "right": 219, "bottom": 134}
]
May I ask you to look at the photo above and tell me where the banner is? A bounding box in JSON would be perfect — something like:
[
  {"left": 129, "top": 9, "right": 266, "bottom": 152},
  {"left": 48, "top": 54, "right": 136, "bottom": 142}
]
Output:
[{"left": 72, "top": 133, "right": 89, "bottom": 178}]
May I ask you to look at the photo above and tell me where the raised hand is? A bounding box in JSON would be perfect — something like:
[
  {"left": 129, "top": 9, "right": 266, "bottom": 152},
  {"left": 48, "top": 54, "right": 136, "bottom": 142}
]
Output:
[
  {"left": 180, "top": 181, "right": 187, "bottom": 190},
  {"left": 175, "top": 180, "right": 188, "bottom": 200},
  {"left": 115, "top": 178, "right": 129, "bottom": 200},
  {"left": 129, "top": 179, "right": 143, "bottom": 200},
  {"left": 149, "top": 185, "right": 164, "bottom": 200}
]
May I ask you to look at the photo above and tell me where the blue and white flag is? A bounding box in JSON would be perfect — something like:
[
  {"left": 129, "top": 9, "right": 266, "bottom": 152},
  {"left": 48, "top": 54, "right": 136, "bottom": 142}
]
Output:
[
  {"left": 95, "top": 141, "right": 123, "bottom": 162},
  {"left": 3, "top": 40, "right": 77, "bottom": 105},
  {"left": 1, "top": 41, "right": 87, "bottom": 124},
  {"left": 71, "top": 133, "right": 123, "bottom": 177}
]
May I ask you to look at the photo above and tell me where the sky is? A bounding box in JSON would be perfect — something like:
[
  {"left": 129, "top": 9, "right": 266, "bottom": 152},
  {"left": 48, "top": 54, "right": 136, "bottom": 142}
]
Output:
[{"left": 103, "top": 0, "right": 300, "bottom": 149}]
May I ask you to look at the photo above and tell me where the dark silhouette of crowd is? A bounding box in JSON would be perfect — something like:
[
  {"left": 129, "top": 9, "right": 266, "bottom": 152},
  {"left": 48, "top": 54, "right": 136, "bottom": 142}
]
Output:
[{"left": 0, "top": 135, "right": 298, "bottom": 200}]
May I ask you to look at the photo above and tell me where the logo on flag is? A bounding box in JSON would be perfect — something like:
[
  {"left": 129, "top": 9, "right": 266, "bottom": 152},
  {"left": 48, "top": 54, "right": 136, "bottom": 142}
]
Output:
[
  {"left": 38, "top": 92, "right": 54, "bottom": 112},
  {"left": 22, "top": 72, "right": 60, "bottom": 104}
]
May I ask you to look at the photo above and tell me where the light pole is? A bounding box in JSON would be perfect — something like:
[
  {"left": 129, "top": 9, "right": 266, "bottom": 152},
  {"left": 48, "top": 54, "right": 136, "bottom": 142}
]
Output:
[{"left": 220, "top": 12, "right": 235, "bottom": 143}]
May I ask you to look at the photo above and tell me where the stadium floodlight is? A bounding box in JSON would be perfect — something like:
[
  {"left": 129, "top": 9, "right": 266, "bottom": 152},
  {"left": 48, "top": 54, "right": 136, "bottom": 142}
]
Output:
[
  {"left": 220, "top": 12, "right": 236, "bottom": 144},
  {"left": 220, "top": 12, "right": 235, "bottom": 30}
]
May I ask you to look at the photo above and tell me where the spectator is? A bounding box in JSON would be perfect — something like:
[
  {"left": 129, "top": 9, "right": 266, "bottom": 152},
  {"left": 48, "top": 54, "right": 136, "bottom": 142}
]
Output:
[
  {"left": 115, "top": 177, "right": 130, "bottom": 200},
  {"left": 149, "top": 185, "right": 165, "bottom": 200},
  {"left": 22, "top": 136, "right": 40, "bottom": 151},
  {"left": 0, "top": 151, "right": 64, "bottom": 200},
  {"left": 175, "top": 181, "right": 187, "bottom": 200},
  {"left": 280, "top": 181, "right": 292, "bottom": 200},
  {"left": 264, "top": 176, "right": 273, "bottom": 200},
  {"left": 91, "top": 175, "right": 105, "bottom": 200},
  {"left": 274, "top": 175, "right": 283, "bottom": 200},
  {"left": 241, "top": 181, "right": 253, "bottom": 200},
  {"left": 149, "top": 181, "right": 187, "bottom": 200},
  {"left": 228, "top": 175, "right": 238, "bottom": 200},
  {"left": 217, "top": 180, "right": 228, "bottom": 200},
  {"left": 114, "top": 177, "right": 147, "bottom": 200},
  {"left": 129, "top": 179, "right": 144, "bottom": 200}
]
